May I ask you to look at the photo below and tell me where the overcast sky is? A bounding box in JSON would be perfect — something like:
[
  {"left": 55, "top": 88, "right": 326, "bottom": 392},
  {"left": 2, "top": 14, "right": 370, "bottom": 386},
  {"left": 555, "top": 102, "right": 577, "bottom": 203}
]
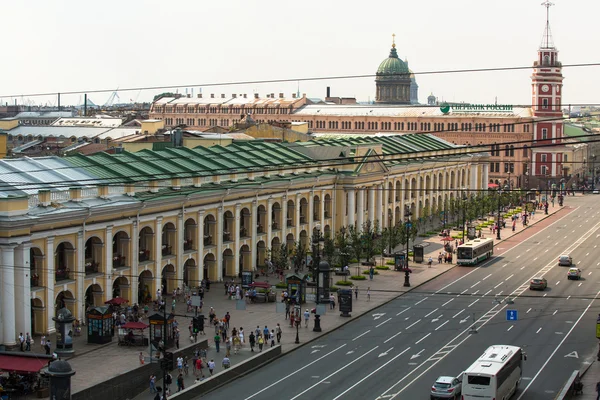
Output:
[{"left": 2, "top": 0, "right": 598, "bottom": 108}]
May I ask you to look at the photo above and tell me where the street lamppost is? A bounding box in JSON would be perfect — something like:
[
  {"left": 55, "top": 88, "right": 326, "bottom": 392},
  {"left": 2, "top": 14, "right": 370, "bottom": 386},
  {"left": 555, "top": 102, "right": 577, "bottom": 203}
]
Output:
[
  {"left": 462, "top": 190, "right": 467, "bottom": 242},
  {"left": 387, "top": 214, "right": 393, "bottom": 255},
  {"left": 403, "top": 204, "right": 412, "bottom": 287},
  {"left": 496, "top": 189, "right": 503, "bottom": 240},
  {"left": 545, "top": 172, "right": 550, "bottom": 214},
  {"left": 591, "top": 154, "right": 596, "bottom": 192},
  {"left": 312, "top": 223, "right": 324, "bottom": 303}
]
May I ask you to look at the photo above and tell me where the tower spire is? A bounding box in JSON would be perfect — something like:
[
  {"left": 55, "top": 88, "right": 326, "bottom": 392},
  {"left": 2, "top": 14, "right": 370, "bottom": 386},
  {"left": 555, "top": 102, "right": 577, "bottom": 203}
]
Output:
[
  {"left": 540, "top": 1, "right": 555, "bottom": 49},
  {"left": 392, "top": 33, "right": 396, "bottom": 48}
]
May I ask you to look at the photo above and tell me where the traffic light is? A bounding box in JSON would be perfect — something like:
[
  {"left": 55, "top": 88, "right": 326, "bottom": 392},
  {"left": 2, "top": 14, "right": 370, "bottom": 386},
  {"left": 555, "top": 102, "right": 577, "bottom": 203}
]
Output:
[{"left": 193, "top": 315, "right": 204, "bottom": 333}]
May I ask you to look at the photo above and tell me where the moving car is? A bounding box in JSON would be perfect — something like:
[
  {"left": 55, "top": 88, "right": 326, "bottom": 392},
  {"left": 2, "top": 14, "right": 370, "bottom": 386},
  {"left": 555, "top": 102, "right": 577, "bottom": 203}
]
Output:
[
  {"left": 529, "top": 277, "right": 548, "bottom": 290},
  {"left": 558, "top": 254, "right": 573, "bottom": 266},
  {"left": 567, "top": 268, "right": 582, "bottom": 280},
  {"left": 431, "top": 375, "right": 462, "bottom": 399}
]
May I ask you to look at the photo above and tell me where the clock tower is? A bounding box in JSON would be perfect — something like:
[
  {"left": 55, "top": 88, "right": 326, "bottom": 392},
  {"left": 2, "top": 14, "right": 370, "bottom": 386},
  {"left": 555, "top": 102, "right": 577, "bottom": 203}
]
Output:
[{"left": 531, "top": 1, "right": 564, "bottom": 179}]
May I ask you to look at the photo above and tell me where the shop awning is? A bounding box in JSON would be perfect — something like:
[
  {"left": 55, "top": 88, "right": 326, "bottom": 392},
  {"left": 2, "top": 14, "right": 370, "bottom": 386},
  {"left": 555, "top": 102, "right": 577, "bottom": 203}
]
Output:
[
  {"left": 122, "top": 321, "right": 149, "bottom": 330},
  {"left": 0, "top": 355, "right": 47, "bottom": 373},
  {"left": 488, "top": 183, "right": 499, "bottom": 188}
]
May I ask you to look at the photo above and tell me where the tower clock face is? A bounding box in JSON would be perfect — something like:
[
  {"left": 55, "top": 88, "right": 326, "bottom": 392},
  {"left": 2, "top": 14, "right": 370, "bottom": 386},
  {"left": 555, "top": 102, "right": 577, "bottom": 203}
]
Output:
[{"left": 541, "top": 85, "right": 550, "bottom": 93}]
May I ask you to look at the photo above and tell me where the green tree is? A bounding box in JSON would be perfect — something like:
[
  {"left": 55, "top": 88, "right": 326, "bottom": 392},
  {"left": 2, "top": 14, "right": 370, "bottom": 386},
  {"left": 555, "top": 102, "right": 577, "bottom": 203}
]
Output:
[
  {"left": 290, "top": 240, "right": 307, "bottom": 271},
  {"left": 362, "top": 220, "right": 379, "bottom": 263},
  {"left": 322, "top": 233, "right": 336, "bottom": 266},
  {"left": 348, "top": 224, "right": 363, "bottom": 263},
  {"left": 335, "top": 227, "right": 352, "bottom": 268},
  {"left": 268, "top": 244, "right": 289, "bottom": 271},
  {"left": 381, "top": 224, "right": 404, "bottom": 255}
]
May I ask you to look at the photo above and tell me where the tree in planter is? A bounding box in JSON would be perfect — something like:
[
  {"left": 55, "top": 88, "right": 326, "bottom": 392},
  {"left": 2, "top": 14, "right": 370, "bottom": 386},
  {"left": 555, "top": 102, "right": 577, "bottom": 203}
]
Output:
[
  {"left": 448, "top": 197, "right": 458, "bottom": 227},
  {"left": 290, "top": 240, "right": 307, "bottom": 272},
  {"left": 361, "top": 220, "right": 379, "bottom": 264},
  {"left": 348, "top": 223, "right": 363, "bottom": 264},
  {"left": 419, "top": 204, "right": 431, "bottom": 232},
  {"left": 268, "top": 244, "right": 289, "bottom": 271},
  {"left": 335, "top": 227, "right": 352, "bottom": 269},
  {"left": 381, "top": 224, "right": 404, "bottom": 255},
  {"left": 322, "top": 233, "right": 336, "bottom": 266}
]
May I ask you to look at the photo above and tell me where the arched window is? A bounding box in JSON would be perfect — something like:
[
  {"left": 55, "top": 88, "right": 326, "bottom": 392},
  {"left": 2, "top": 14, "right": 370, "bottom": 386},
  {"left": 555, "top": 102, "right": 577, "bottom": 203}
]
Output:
[
  {"left": 509, "top": 145, "right": 514, "bottom": 157},
  {"left": 523, "top": 144, "right": 528, "bottom": 157}
]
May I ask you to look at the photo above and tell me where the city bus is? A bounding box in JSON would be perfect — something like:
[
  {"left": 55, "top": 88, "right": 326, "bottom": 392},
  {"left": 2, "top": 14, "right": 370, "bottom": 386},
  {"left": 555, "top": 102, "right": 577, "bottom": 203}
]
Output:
[
  {"left": 461, "top": 345, "right": 525, "bottom": 400},
  {"left": 456, "top": 238, "right": 494, "bottom": 265}
]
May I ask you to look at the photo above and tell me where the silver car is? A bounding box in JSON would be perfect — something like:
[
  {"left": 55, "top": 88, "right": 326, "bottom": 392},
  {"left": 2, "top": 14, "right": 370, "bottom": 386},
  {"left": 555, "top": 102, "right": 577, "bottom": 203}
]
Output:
[
  {"left": 431, "top": 375, "right": 462, "bottom": 399},
  {"left": 558, "top": 254, "right": 572, "bottom": 266}
]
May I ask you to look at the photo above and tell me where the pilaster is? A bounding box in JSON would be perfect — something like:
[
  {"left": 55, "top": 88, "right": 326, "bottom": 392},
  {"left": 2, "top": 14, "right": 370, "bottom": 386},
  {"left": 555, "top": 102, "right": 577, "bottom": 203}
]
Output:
[
  {"left": 45, "top": 237, "right": 56, "bottom": 334},
  {"left": 2, "top": 244, "right": 16, "bottom": 345},
  {"left": 14, "top": 242, "right": 31, "bottom": 338}
]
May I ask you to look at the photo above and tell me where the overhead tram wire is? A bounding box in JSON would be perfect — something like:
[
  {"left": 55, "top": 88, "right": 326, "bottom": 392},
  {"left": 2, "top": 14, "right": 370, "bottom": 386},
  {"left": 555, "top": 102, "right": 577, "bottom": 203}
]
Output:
[
  {"left": 0, "top": 113, "right": 597, "bottom": 190},
  {"left": 3, "top": 62, "right": 600, "bottom": 99}
]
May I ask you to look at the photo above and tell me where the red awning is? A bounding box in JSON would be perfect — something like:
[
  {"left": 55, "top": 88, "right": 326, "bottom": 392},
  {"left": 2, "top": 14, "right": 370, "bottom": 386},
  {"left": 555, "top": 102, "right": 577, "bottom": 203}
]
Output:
[
  {"left": 249, "top": 282, "right": 271, "bottom": 289},
  {"left": 488, "top": 183, "right": 499, "bottom": 188},
  {"left": 105, "top": 297, "right": 129, "bottom": 306},
  {"left": 122, "top": 321, "right": 149, "bottom": 330},
  {"left": 0, "top": 355, "right": 47, "bottom": 373}
]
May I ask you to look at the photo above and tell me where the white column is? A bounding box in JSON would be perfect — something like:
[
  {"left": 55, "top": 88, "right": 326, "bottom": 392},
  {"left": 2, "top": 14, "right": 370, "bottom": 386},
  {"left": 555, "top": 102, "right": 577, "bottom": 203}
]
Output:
[
  {"left": 14, "top": 242, "right": 31, "bottom": 338},
  {"left": 282, "top": 195, "right": 288, "bottom": 238},
  {"left": 105, "top": 225, "right": 113, "bottom": 302},
  {"left": 267, "top": 198, "right": 273, "bottom": 249},
  {"left": 234, "top": 204, "right": 241, "bottom": 276},
  {"left": 347, "top": 188, "right": 355, "bottom": 227},
  {"left": 45, "top": 237, "right": 55, "bottom": 335},
  {"left": 415, "top": 176, "right": 421, "bottom": 219},
  {"left": 376, "top": 184, "right": 383, "bottom": 227},
  {"left": 251, "top": 201, "right": 258, "bottom": 271},
  {"left": 75, "top": 231, "right": 85, "bottom": 319},
  {"left": 470, "top": 165, "right": 478, "bottom": 191},
  {"left": 294, "top": 194, "right": 301, "bottom": 240},
  {"left": 482, "top": 165, "right": 489, "bottom": 187},
  {"left": 357, "top": 188, "right": 365, "bottom": 228},
  {"left": 155, "top": 217, "right": 163, "bottom": 288},
  {"left": 176, "top": 213, "right": 184, "bottom": 286},
  {"left": 308, "top": 190, "right": 315, "bottom": 235},
  {"left": 551, "top": 154, "right": 557, "bottom": 176},
  {"left": 132, "top": 220, "right": 140, "bottom": 301},
  {"left": 368, "top": 186, "right": 376, "bottom": 224},
  {"left": 197, "top": 210, "right": 205, "bottom": 281},
  {"left": 217, "top": 207, "right": 224, "bottom": 281},
  {"left": 320, "top": 190, "right": 325, "bottom": 226},
  {"left": 2, "top": 244, "right": 16, "bottom": 345}
]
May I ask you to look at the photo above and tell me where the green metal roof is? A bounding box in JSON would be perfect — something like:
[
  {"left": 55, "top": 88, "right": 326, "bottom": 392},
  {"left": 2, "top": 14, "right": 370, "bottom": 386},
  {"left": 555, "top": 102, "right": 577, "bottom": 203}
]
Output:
[{"left": 377, "top": 46, "right": 409, "bottom": 75}]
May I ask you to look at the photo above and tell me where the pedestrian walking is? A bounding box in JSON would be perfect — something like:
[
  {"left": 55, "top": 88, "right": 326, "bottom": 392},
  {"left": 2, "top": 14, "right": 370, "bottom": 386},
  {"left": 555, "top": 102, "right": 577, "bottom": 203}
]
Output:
[
  {"left": 276, "top": 323, "right": 282, "bottom": 343},
  {"left": 269, "top": 329, "right": 275, "bottom": 347},
  {"left": 263, "top": 325, "right": 270, "bottom": 338},
  {"left": 44, "top": 339, "right": 51, "bottom": 355},
  {"left": 176, "top": 373, "right": 184, "bottom": 392},
  {"left": 195, "top": 358, "right": 204, "bottom": 377},
  {"left": 225, "top": 336, "right": 232, "bottom": 356},
  {"left": 149, "top": 374, "right": 157, "bottom": 393},
  {"left": 176, "top": 356, "right": 183, "bottom": 373},
  {"left": 175, "top": 329, "right": 180, "bottom": 349},
  {"left": 369, "top": 266, "right": 374, "bottom": 280},
  {"left": 239, "top": 327, "right": 245, "bottom": 344},
  {"left": 222, "top": 356, "right": 231, "bottom": 369},
  {"left": 207, "top": 359, "right": 215, "bottom": 376},
  {"left": 354, "top": 286, "right": 359, "bottom": 300},
  {"left": 249, "top": 332, "right": 256, "bottom": 352},
  {"left": 18, "top": 333, "right": 24, "bottom": 351},
  {"left": 428, "top": 257, "right": 433, "bottom": 268},
  {"left": 595, "top": 380, "right": 600, "bottom": 400},
  {"left": 139, "top": 352, "right": 145, "bottom": 365},
  {"left": 257, "top": 334, "right": 264, "bottom": 352},
  {"left": 329, "top": 294, "right": 336, "bottom": 309},
  {"left": 165, "top": 373, "right": 172, "bottom": 393},
  {"left": 214, "top": 333, "right": 221, "bottom": 353},
  {"left": 367, "top": 287, "right": 371, "bottom": 302},
  {"left": 40, "top": 335, "right": 46, "bottom": 352},
  {"left": 224, "top": 312, "right": 231, "bottom": 330},
  {"left": 233, "top": 335, "right": 241, "bottom": 354},
  {"left": 25, "top": 333, "right": 31, "bottom": 351},
  {"left": 304, "top": 309, "right": 310, "bottom": 327}
]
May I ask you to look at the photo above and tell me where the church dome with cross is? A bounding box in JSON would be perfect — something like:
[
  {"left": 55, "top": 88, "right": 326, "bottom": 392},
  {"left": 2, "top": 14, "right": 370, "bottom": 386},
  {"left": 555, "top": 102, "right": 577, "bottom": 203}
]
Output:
[{"left": 375, "top": 34, "right": 415, "bottom": 104}]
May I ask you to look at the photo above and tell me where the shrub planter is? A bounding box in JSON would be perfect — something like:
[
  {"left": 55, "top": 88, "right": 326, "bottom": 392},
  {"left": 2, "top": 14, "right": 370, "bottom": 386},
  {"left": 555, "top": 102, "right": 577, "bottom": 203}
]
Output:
[
  {"left": 350, "top": 275, "right": 366, "bottom": 280},
  {"left": 336, "top": 280, "right": 353, "bottom": 286},
  {"left": 375, "top": 266, "right": 390, "bottom": 271},
  {"left": 362, "top": 270, "right": 379, "bottom": 275}
]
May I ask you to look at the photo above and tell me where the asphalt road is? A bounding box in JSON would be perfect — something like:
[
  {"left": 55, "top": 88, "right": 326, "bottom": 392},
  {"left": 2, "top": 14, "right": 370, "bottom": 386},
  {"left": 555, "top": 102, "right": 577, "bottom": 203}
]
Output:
[{"left": 199, "top": 195, "right": 600, "bottom": 400}]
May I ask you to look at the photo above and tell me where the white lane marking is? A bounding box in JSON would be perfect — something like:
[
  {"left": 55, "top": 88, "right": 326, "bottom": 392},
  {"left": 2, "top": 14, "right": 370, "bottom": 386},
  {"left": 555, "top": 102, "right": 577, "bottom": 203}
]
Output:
[
  {"left": 483, "top": 274, "right": 492, "bottom": 280},
  {"left": 396, "top": 307, "right": 411, "bottom": 316},
  {"left": 526, "top": 308, "right": 532, "bottom": 313},
  {"left": 506, "top": 274, "right": 514, "bottom": 280},
  {"left": 483, "top": 290, "right": 492, "bottom": 296},
  {"left": 567, "top": 295, "right": 571, "bottom": 300},
  {"left": 555, "top": 242, "right": 559, "bottom": 246},
  {"left": 460, "top": 289, "right": 468, "bottom": 295},
  {"left": 471, "top": 281, "right": 481, "bottom": 288},
  {"left": 289, "top": 346, "right": 379, "bottom": 400},
  {"left": 586, "top": 252, "right": 590, "bottom": 256},
  {"left": 520, "top": 266, "right": 525, "bottom": 270},
  {"left": 526, "top": 248, "right": 531, "bottom": 252},
  {"left": 553, "top": 310, "right": 558, "bottom": 315},
  {"left": 590, "top": 271, "right": 594, "bottom": 275},
  {"left": 507, "top": 325, "right": 514, "bottom": 331},
  {"left": 536, "top": 327, "right": 542, "bottom": 334},
  {"left": 442, "top": 299, "right": 454, "bottom": 307},
  {"left": 544, "top": 293, "right": 548, "bottom": 297},
  {"left": 415, "top": 333, "right": 431, "bottom": 345},
  {"left": 435, "top": 320, "right": 449, "bottom": 331},
  {"left": 556, "top": 281, "right": 560, "bottom": 285},
  {"left": 471, "top": 290, "right": 480, "bottom": 296},
  {"left": 578, "top": 282, "right": 583, "bottom": 287},
  {"left": 405, "top": 319, "right": 421, "bottom": 330},
  {"left": 497, "top": 291, "right": 504, "bottom": 296},
  {"left": 502, "top": 263, "right": 508, "bottom": 268},
  {"left": 376, "top": 318, "right": 392, "bottom": 328},
  {"left": 453, "top": 309, "right": 464, "bottom": 319},
  {"left": 533, "top": 257, "right": 538, "bottom": 261},
  {"left": 494, "top": 282, "right": 503, "bottom": 289},
  {"left": 545, "top": 249, "right": 549, "bottom": 253},
  {"left": 331, "top": 347, "right": 411, "bottom": 400},
  {"left": 468, "top": 299, "right": 479, "bottom": 307},
  {"left": 352, "top": 330, "right": 371, "bottom": 341},
  {"left": 564, "top": 235, "right": 568, "bottom": 239},
  {"left": 414, "top": 297, "right": 428, "bottom": 305},
  {"left": 517, "top": 289, "right": 600, "bottom": 400},
  {"left": 243, "top": 343, "right": 347, "bottom": 399},
  {"left": 516, "top": 255, "right": 521, "bottom": 259},
  {"left": 384, "top": 331, "right": 403, "bottom": 344},
  {"left": 424, "top": 309, "right": 439, "bottom": 318}
]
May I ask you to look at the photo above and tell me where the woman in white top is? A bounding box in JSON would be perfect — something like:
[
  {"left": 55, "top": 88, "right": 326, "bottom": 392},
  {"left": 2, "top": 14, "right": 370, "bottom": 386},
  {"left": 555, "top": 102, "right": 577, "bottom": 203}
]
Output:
[{"left": 238, "top": 327, "right": 244, "bottom": 344}]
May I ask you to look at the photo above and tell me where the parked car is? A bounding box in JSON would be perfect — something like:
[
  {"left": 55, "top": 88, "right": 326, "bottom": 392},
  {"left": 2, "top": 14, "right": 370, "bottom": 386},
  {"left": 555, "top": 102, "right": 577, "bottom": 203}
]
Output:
[
  {"left": 567, "top": 268, "right": 582, "bottom": 280},
  {"left": 529, "top": 277, "right": 548, "bottom": 290},
  {"left": 558, "top": 254, "right": 573, "bottom": 266},
  {"left": 431, "top": 375, "right": 462, "bottom": 399}
]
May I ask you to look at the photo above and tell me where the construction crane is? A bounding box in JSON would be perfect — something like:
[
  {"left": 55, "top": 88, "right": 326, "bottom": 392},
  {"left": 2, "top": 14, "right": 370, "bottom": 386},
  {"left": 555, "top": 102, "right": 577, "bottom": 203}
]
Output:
[{"left": 104, "top": 88, "right": 120, "bottom": 107}]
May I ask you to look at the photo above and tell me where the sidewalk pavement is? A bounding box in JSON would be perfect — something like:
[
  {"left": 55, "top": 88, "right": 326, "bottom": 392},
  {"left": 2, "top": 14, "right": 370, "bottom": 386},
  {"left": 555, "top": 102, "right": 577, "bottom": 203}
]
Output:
[
  {"left": 566, "top": 357, "right": 598, "bottom": 399},
  {"left": 17, "top": 201, "right": 565, "bottom": 399}
]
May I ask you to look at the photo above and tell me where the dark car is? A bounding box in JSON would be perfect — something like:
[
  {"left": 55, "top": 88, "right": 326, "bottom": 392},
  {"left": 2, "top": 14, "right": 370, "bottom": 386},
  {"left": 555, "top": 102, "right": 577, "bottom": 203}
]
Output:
[{"left": 529, "top": 277, "right": 547, "bottom": 290}]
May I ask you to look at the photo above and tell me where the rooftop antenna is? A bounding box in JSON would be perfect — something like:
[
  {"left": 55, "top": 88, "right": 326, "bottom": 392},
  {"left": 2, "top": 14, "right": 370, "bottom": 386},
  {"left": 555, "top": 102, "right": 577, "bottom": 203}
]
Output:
[
  {"left": 296, "top": 81, "right": 300, "bottom": 99},
  {"left": 540, "top": 1, "right": 555, "bottom": 49}
]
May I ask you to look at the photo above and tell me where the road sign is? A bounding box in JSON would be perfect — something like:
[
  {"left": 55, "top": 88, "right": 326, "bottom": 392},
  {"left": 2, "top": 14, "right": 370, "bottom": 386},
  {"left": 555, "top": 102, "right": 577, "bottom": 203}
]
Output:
[{"left": 506, "top": 309, "right": 518, "bottom": 321}]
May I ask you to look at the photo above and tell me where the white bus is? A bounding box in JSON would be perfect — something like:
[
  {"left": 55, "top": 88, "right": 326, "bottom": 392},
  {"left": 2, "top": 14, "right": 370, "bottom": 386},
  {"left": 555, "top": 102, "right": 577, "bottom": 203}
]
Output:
[
  {"left": 461, "top": 345, "right": 525, "bottom": 400},
  {"left": 456, "top": 238, "right": 494, "bottom": 266}
]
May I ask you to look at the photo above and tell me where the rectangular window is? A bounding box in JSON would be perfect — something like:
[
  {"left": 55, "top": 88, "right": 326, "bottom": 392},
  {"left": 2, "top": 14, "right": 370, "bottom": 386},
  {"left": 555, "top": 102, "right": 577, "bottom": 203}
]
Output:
[
  {"left": 495, "top": 162, "right": 500, "bottom": 172},
  {"left": 541, "top": 128, "right": 547, "bottom": 140},
  {"left": 504, "top": 163, "right": 509, "bottom": 173},
  {"left": 564, "top": 154, "right": 568, "bottom": 162},
  {"left": 542, "top": 98, "right": 549, "bottom": 109},
  {"left": 541, "top": 154, "right": 547, "bottom": 162},
  {"left": 541, "top": 165, "right": 547, "bottom": 175},
  {"left": 510, "top": 163, "right": 514, "bottom": 173}
]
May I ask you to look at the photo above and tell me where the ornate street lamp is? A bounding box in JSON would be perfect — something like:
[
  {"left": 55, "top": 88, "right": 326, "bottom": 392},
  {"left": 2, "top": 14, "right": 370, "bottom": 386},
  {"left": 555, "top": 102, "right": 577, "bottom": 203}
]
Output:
[
  {"left": 496, "top": 189, "right": 503, "bottom": 240},
  {"left": 403, "top": 205, "right": 412, "bottom": 287}
]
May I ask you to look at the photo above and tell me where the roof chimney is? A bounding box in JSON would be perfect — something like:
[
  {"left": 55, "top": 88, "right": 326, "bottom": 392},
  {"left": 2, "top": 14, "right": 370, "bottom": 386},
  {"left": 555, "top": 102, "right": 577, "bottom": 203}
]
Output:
[
  {"left": 292, "top": 93, "right": 297, "bottom": 99},
  {"left": 187, "top": 94, "right": 191, "bottom": 98},
  {"left": 197, "top": 93, "right": 202, "bottom": 98},
  {"left": 232, "top": 94, "right": 237, "bottom": 98},
  {"left": 271, "top": 93, "right": 275, "bottom": 98},
  {"left": 326, "top": 86, "right": 331, "bottom": 98},
  {"left": 211, "top": 94, "right": 215, "bottom": 98},
  {"left": 254, "top": 93, "right": 259, "bottom": 99},
  {"left": 243, "top": 94, "right": 247, "bottom": 99},
  {"left": 221, "top": 94, "right": 225, "bottom": 98},
  {"left": 279, "top": 93, "right": 284, "bottom": 99}
]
